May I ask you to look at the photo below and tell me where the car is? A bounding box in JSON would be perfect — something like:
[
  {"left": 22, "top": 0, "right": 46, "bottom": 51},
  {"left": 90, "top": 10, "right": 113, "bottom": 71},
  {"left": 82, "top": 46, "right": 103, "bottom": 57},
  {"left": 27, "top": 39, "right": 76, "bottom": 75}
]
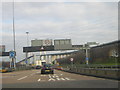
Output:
[
  {"left": 41, "top": 64, "right": 54, "bottom": 74},
  {"left": 36, "top": 65, "right": 41, "bottom": 69},
  {"left": 56, "top": 66, "right": 63, "bottom": 70},
  {"left": 0, "top": 67, "right": 8, "bottom": 73},
  {"left": 7, "top": 67, "right": 13, "bottom": 72}
]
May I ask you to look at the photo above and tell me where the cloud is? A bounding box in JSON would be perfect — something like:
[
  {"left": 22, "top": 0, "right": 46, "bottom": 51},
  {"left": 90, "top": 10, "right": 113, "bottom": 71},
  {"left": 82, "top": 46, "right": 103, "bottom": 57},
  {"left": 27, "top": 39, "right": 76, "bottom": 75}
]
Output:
[{"left": 1, "top": 2, "right": 118, "bottom": 62}]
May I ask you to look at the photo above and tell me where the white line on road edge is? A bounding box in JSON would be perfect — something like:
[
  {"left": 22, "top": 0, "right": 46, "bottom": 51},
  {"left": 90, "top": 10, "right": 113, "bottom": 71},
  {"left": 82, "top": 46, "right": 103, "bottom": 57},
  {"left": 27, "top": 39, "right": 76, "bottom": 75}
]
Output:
[{"left": 17, "top": 76, "right": 28, "bottom": 80}]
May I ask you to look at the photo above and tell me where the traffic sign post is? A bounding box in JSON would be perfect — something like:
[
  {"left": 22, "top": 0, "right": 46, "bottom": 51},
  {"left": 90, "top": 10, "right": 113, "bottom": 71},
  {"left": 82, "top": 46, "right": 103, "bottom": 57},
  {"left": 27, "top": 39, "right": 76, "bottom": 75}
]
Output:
[
  {"left": 70, "top": 58, "right": 74, "bottom": 62},
  {"left": 25, "top": 60, "right": 28, "bottom": 64},
  {"left": 9, "top": 51, "right": 16, "bottom": 58},
  {"left": 70, "top": 58, "right": 74, "bottom": 68},
  {"left": 9, "top": 51, "right": 16, "bottom": 68},
  {"left": 86, "top": 57, "right": 89, "bottom": 65}
]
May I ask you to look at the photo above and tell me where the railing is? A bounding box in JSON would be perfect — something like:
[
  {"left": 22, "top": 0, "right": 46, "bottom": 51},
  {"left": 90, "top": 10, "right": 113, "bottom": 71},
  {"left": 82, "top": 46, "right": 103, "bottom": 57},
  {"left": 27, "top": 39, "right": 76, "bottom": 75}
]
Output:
[
  {"left": 61, "top": 64, "right": 120, "bottom": 80},
  {"left": 62, "top": 64, "right": 120, "bottom": 69},
  {"left": 15, "top": 66, "right": 34, "bottom": 71}
]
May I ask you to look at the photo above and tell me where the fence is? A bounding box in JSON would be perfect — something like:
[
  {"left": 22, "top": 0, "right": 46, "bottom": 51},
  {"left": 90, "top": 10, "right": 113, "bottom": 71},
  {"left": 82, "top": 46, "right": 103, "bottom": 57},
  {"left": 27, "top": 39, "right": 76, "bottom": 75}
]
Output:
[{"left": 62, "top": 65, "right": 120, "bottom": 80}]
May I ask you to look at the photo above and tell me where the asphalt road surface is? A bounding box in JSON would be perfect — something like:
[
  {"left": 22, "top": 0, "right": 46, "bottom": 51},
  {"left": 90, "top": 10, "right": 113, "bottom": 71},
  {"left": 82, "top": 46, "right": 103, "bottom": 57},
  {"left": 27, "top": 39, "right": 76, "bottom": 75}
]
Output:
[{"left": 1, "top": 69, "right": 119, "bottom": 88}]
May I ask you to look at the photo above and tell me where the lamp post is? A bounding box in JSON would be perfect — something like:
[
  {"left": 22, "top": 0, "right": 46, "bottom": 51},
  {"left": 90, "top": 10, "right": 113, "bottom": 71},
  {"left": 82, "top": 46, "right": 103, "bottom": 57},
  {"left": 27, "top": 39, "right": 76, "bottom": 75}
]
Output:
[
  {"left": 26, "top": 32, "right": 29, "bottom": 46},
  {"left": 12, "top": 0, "right": 16, "bottom": 69},
  {"left": 85, "top": 44, "right": 89, "bottom": 65},
  {"left": 26, "top": 32, "right": 29, "bottom": 66},
  {"left": 70, "top": 58, "right": 74, "bottom": 68}
]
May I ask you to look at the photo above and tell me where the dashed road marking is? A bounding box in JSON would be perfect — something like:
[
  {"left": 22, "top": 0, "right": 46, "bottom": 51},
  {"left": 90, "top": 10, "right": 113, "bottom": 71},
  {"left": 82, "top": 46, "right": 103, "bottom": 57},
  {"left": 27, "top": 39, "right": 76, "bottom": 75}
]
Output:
[
  {"left": 17, "top": 76, "right": 28, "bottom": 80},
  {"left": 52, "top": 75, "right": 55, "bottom": 78},
  {"left": 60, "top": 74, "right": 63, "bottom": 76},
  {"left": 65, "top": 78, "right": 70, "bottom": 80},
  {"left": 48, "top": 75, "right": 51, "bottom": 78},
  {"left": 38, "top": 79, "right": 41, "bottom": 82},
  {"left": 37, "top": 74, "right": 75, "bottom": 82},
  {"left": 41, "top": 75, "right": 47, "bottom": 76},
  {"left": 56, "top": 78, "right": 60, "bottom": 80},
  {"left": 48, "top": 78, "right": 56, "bottom": 81},
  {"left": 55, "top": 76, "right": 59, "bottom": 78},
  {"left": 38, "top": 78, "right": 46, "bottom": 82},
  {"left": 61, "top": 78, "right": 65, "bottom": 80}
]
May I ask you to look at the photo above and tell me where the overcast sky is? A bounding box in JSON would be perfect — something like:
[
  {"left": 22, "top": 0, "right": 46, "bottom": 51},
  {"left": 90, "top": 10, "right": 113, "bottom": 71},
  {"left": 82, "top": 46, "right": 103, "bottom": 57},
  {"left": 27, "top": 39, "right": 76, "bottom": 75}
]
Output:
[{"left": 1, "top": 1, "right": 118, "bottom": 62}]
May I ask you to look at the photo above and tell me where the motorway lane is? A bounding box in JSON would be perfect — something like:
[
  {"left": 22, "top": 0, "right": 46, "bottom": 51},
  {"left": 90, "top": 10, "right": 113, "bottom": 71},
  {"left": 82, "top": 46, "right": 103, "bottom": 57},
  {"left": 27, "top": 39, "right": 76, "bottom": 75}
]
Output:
[{"left": 2, "top": 69, "right": 119, "bottom": 88}]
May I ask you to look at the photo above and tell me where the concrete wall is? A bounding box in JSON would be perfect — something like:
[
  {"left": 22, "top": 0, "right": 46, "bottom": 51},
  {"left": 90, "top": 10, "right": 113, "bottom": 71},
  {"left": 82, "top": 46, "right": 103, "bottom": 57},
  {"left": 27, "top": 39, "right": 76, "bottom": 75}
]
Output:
[
  {"left": 62, "top": 67, "right": 120, "bottom": 80},
  {"left": 90, "top": 40, "right": 119, "bottom": 63}
]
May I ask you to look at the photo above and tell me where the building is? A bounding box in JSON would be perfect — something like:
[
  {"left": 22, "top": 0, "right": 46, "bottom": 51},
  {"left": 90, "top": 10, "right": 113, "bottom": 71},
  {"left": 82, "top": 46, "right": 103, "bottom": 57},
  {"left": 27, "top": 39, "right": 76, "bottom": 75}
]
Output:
[
  {"left": 54, "top": 39, "right": 72, "bottom": 50},
  {"left": 0, "top": 45, "right": 5, "bottom": 52},
  {"left": 31, "top": 39, "right": 53, "bottom": 46}
]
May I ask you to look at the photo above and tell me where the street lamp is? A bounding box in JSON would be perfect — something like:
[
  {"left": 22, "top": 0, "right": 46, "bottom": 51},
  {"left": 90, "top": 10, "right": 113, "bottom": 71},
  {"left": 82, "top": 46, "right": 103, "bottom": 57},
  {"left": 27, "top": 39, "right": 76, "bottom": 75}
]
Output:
[
  {"left": 26, "top": 32, "right": 29, "bottom": 46},
  {"left": 12, "top": 0, "right": 16, "bottom": 69},
  {"left": 25, "top": 32, "right": 29, "bottom": 66},
  {"left": 85, "top": 44, "right": 89, "bottom": 65}
]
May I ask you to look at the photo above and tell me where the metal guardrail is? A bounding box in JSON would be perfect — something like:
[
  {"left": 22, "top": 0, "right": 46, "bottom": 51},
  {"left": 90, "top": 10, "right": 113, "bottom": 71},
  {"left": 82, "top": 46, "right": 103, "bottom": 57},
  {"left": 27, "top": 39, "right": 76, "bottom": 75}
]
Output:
[
  {"left": 62, "top": 64, "right": 120, "bottom": 69},
  {"left": 62, "top": 66, "right": 120, "bottom": 80},
  {"left": 15, "top": 66, "right": 34, "bottom": 71}
]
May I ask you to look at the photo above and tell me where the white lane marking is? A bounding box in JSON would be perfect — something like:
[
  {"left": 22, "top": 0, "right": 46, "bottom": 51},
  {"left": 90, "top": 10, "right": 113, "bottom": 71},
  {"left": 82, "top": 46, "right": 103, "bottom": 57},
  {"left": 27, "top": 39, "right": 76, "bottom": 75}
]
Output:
[
  {"left": 41, "top": 75, "right": 46, "bottom": 76},
  {"left": 48, "top": 78, "right": 56, "bottom": 81},
  {"left": 52, "top": 75, "right": 55, "bottom": 78},
  {"left": 38, "top": 79, "right": 41, "bottom": 82},
  {"left": 48, "top": 75, "right": 56, "bottom": 81},
  {"left": 17, "top": 76, "right": 28, "bottom": 80},
  {"left": 56, "top": 78, "right": 60, "bottom": 80},
  {"left": 38, "top": 78, "right": 46, "bottom": 82},
  {"left": 55, "top": 76, "right": 59, "bottom": 78},
  {"left": 65, "top": 78, "right": 70, "bottom": 80},
  {"left": 61, "top": 78, "right": 65, "bottom": 80},
  {"left": 49, "top": 75, "right": 52, "bottom": 78},
  {"left": 60, "top": 74, "right": 63, "bottom": 76}
]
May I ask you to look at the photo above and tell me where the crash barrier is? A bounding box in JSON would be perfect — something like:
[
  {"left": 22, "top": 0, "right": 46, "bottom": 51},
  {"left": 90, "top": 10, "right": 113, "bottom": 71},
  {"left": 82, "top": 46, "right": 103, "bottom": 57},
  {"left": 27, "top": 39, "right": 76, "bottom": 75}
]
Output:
[
  {"left": 62, "top": 67, "right": 120, "bottom": 80},
  {"left": 15, "top": 66, "right": 34, "bottom": 71}
]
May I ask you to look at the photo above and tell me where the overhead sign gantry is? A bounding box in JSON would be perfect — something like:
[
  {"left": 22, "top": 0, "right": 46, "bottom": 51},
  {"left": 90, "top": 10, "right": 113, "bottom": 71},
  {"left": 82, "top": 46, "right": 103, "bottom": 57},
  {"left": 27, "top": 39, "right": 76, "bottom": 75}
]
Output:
[{"left": 23, "top": 39, "right": 73, "bottom": 52}]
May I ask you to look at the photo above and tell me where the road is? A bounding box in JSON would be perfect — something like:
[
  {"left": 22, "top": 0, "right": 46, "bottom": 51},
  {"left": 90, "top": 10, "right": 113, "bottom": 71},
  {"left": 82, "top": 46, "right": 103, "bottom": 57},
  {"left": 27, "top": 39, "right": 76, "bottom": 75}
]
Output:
[{"left": 1, "top": 69, "right": 119, "bottom": 88}]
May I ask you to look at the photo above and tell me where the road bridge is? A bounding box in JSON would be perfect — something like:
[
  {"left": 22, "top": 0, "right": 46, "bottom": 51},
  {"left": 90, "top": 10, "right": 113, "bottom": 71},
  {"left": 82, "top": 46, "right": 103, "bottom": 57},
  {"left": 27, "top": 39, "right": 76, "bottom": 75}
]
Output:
[{"left": 17, "top": 50, "right": 79, "bottom": 66}]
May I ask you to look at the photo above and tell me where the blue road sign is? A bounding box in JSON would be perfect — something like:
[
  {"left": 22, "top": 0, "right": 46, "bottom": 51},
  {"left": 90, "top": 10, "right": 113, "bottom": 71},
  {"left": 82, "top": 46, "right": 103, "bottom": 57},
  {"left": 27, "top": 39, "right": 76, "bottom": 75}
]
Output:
[
  {"left": 9, "top": 51, "right": 15, "bottom": 58},
  {"left": 86, "top": 57, "right": 89, "bottom": 61},
  {"left": 11, "top": 62, "right": 14, "bottom": 66},
  {"left": 25, "top": 60, "right": 28, "bottom": 64}
]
